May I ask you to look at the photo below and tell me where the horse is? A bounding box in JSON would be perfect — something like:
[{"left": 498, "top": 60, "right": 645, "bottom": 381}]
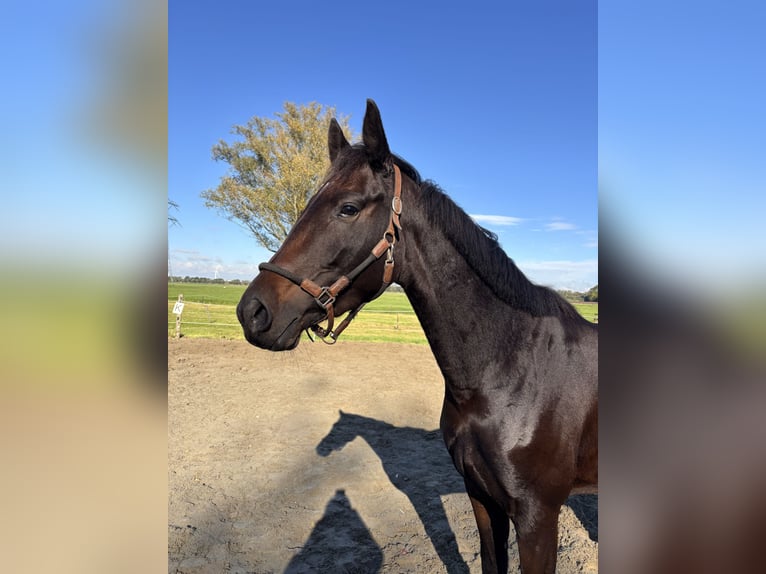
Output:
[
  {"left": 316, "top": 410, "right": 470, "bottom": 573},
  {"left": 237, "top": 100, "right": 598, "bottom": 574}
]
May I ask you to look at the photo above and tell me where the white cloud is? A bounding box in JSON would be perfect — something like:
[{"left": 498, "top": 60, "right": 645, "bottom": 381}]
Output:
[
  {"left": 470, "top": 214, "right": 524, "bottom": 226},
  {"left": 545, "top": 220, "right": 577, "bottom": 231},
  {"left": 169, "top": 249, "right": 259, "bottom": 280}
]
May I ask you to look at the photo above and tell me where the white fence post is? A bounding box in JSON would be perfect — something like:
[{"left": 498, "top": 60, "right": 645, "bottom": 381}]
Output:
[{"left": 173, "top": 294, "right": 185, "bottom": 338}]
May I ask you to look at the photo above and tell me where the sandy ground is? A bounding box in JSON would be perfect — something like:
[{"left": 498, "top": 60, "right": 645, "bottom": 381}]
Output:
[{"left": 169, "top": 338, "right": 597, "bottom": 573}]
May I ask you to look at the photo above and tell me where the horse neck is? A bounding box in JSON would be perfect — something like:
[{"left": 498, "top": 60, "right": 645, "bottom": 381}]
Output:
[
  {"left": 339, "top": 414, "right": 387, "bottom": 439},
  {"left": 339, "top": 415, "right": 398, "bottom": 454},
  {"left": 395, "top": 185, "right": 547, "bottom": 384}
]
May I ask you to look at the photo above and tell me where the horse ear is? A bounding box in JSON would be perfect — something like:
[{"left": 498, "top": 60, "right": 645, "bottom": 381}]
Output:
[
  {"left": 362, "top": 99, "right": 391, "bottom": 168},
  {"left": 328, "top": 118, "right": 350, "bottom": 163}
]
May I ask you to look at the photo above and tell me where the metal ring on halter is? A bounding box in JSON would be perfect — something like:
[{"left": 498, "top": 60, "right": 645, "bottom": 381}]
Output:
[{"left": 392, "top": 196, "right": 402, "bottom": 215}]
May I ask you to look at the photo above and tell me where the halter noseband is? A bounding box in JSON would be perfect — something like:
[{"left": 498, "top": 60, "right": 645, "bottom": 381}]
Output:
[{"left": 258, "top": 164, "right": 403, "bottom": 344}]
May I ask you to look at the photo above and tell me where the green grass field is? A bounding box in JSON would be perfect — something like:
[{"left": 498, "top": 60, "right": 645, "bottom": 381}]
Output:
[{"left": 168, "top": 282, "right": 598, "bottom": 343}]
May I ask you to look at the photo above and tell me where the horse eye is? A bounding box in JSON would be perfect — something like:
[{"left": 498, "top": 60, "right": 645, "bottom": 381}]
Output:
[{"left": 339, "top": 204, "right": 360, "bottom": 217}]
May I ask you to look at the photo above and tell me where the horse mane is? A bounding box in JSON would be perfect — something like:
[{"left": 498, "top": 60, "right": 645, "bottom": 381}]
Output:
[
  {"left": 334, "top": 148, "right": 583, "bottom": 322},
  {"left": 413, "top": 177, "right": 583, "bottom": 321}
]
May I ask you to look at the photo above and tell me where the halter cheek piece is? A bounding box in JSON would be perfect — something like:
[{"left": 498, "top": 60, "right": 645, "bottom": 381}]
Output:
[{"left": 258, "top": 164, "right": 403, "bottom": 344}]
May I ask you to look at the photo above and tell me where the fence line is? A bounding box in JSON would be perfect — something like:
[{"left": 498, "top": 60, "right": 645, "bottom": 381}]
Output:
[
  {"left": 167, "top": 320, "right": 424, "bottom": 331},
  {"left": 168, "top": 290, "right": 428, "bottom": 343},
  {"left": 168, "top": 305, "right": 415, "bottom": 315},
  {"left": 168, "top": 321, "right": 241, "bottom": 327}
]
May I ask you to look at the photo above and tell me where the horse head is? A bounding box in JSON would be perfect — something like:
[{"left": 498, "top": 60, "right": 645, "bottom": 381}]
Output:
[
  {"left": 315, "top": 410, "right": 363, "bottom": 457},
  {"left": 237, "top": 99, "right": 407, "bottom": 350}
]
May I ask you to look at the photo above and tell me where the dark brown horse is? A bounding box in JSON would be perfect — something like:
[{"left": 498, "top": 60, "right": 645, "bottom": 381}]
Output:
[{"left": 237, "top": 100, "right": 598, "bottom": 574}]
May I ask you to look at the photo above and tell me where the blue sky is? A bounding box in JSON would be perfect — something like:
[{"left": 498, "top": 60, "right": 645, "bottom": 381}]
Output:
[{"left": 169, "top": 1, "right": 598, "bottom": 291}]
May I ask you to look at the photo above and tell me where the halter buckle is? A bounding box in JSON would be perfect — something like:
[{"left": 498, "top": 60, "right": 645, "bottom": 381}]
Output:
[{"left": 314, "top": 287, "right": 336, "bottom": 309}]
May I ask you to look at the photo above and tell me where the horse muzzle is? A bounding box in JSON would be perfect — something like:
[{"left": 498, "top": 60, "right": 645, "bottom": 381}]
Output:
[
  {"left": 236, "top": 294, "right": 295, "bottom": 351},
  {"left": 236, "top": 286, "right": 324, "bottom": 351},
  {"left": 236, "top": 295, "right": 275, "bottom": 347}
]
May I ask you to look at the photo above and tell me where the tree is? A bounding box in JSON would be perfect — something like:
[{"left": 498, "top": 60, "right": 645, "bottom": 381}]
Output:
[
  {"left": 202, "top": 102, "right": 354, "bottom": 252},
  {"left": 584, "top": 284, "right": 599, "bottom": 302}
]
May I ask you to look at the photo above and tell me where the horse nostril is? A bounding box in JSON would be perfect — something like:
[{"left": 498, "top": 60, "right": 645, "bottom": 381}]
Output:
[
  {"left": 253, "top": 302, "right": 271, "bottom": 332},
  {"left": 238, "top": 297, "right": 272, "bottom": 333}
]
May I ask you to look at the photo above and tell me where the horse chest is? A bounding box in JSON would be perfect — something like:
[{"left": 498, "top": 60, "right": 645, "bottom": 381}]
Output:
[{"left": 441, "top": 400, "right": 525, "bottom": 477}]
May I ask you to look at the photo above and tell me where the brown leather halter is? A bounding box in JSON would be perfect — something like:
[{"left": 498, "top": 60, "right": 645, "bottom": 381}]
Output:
[{"left": 258, "top": 164, "right": 403, "bottom": 344}]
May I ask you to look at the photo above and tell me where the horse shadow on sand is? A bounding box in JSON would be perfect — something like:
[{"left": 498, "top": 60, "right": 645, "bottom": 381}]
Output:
[{"left": 309, "top": 411, "right": 598, "bottom": 574}]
